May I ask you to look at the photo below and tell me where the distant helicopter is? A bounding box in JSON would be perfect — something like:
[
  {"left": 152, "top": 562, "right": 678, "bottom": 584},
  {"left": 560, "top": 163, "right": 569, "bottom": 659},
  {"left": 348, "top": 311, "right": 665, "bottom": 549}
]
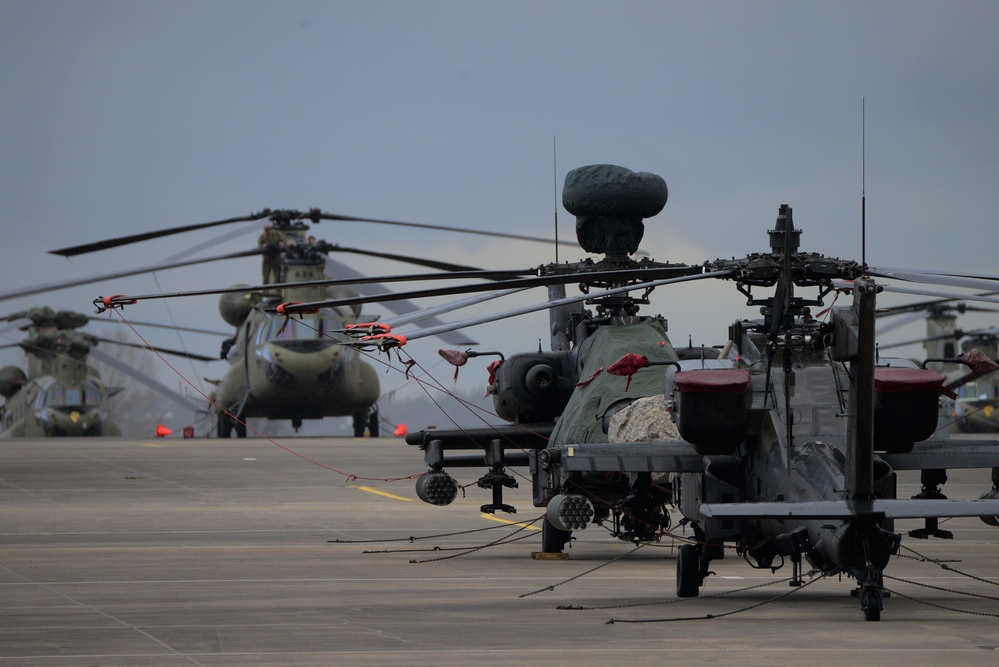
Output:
[
  {"left": 0, "top": 307, "right": 120, "bottom": 437},
  {"left": 50, "top": 208, "right": 567, "bottom": 437},
  {"left": 389, "top": 164, "right": 999, "bottom": 621},
  {"left": 0, "top": 306, "right": 212, "bottom": 437}
]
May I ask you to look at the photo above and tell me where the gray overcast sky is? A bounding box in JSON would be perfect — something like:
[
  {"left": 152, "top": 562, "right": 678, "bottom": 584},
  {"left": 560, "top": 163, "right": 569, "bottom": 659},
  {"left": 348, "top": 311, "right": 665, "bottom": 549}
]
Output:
[{"left": 1, "top": 1, "right": 997, "bottom": 421}]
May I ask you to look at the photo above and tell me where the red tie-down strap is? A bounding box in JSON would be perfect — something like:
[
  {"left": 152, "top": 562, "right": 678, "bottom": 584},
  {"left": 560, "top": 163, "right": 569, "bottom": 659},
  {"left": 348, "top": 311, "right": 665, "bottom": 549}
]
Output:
[
  {"left": 575, "top": 367, "right": 604, "bottom": 388},
  {"left": 607, "top": 353, "right": 649, "bottom": 391},
  {"left": 438, "top": 349, "right": 469, "bottom": 382},
  {"left": 486, "top": 359, "right": 502, "bottom": 385}
]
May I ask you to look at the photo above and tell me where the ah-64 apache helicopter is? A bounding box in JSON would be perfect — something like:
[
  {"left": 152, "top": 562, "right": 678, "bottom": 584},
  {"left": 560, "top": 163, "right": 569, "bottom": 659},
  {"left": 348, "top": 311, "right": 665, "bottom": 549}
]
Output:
[
  {"left": 49, "top": 208, "right": 569, "bottom": 437},
  {"left": 372, "top": 163, "right": 999, "bottom": 622}
]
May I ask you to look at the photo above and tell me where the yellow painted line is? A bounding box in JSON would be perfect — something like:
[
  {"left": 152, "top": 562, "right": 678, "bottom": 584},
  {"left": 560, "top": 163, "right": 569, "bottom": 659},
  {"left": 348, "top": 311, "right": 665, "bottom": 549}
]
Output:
[
  {"left": 350, "top": 485, "right": 414, "bottom": 502},
  {"left": 479, "top": 513, "right": 541, "bottom": 531},
  {"left": 142, "top": 442, "right": 169, "bottom": 448}
]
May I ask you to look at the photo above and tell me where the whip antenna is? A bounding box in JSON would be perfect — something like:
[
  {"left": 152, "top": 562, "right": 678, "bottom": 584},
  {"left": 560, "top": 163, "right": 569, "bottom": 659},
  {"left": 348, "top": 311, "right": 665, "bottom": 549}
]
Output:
[
  {"left": 553, "top": 135, "right": 559, "bottom": 264},
  {"left": 862, "top": 98, "right": 867, "bottom": 275}
]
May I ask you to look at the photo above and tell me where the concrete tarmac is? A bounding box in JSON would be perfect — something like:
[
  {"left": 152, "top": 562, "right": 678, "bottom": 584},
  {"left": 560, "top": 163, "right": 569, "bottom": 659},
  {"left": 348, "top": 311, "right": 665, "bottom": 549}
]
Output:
[{"left": 1, "top": 435, "right": 998, "bottom": 666}]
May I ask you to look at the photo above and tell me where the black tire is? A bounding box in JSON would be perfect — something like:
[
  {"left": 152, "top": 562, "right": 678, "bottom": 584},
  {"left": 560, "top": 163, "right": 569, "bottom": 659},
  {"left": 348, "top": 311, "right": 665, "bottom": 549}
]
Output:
[
  {"left": 862, "top": 589, "right": 882, "bottom": 621},
  {"left": 218, "top": 413, "right": 232, "bottom": 438},
  {"left": 541, "top": 517, "right": 571, "bottom": 553},
  {"left": 367, "top": 410, "right": 379, "bottom": 437},
  {"left": 234, "top": 412, "right": 247, "bottom": 438},
  {"left": 352, "top": 412, "right": 366, "bottom": 438},
  {"left": 676, "top": 544, "right": 701, "bottom": 598}
]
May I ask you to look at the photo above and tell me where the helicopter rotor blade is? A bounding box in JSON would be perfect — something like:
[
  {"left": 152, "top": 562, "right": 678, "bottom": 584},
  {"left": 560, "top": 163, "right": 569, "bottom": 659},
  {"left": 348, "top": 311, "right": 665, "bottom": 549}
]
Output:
[
  {"left": 872, "top": 266, "right": 999, "bottom": 282},
  {"left": 379, "top": 286, "right": 531, "bottom": 330},
  {"left": 93, "top": 266, "right": 532, "bottom": 309},
  {"left": 50, "top": 208, "right": 577, "bottom": 259},
  {"left": 86, "top": 317, "right": 229, "bottom": 337},
  {"left": 274, "top": 264, "right": 706, "bottom": 315},
  {"left": 155, "top": 219, "right": 265, "bottom": 265},
  {"left": 868, "top": 267, "right": 999, "bottom": 292},
  {"left": 94, "top": 262, "right": 704, "bottom": 311},
  {"left": 875, "top": 285, "right": 999, "bottom": 306},
  {"left": 326, "top": 244, "right": 485, "bottom": 273},
  {"left": 834, "top": 280, "right": 999, "bottom": 307},
  {"left": 95, "top": 337, "right": 217, "bottom": 363},
  {"left": 876, "top": 300, "right": 999, "bottom": 318},
  {"left": 323, "top": 257, "right": 478, "bottom": 346},
  {"left": 312, "top": 211, "right": 577, "bottom": 248},
  {"left": 879, "top": 326, "right": 999, "bottom": 351},
  {"left": 0, "top": 317, "right": 29, "bottom": 337},
  {"left": 876, "top": 310, "right": 930, "bottom": 336},
  {"left": 49, "top": 210, "right": 277, "bottom": 257},
  {"left": 0, "top": 248, "right": 264, "bottom": 304},
  {"left": 88, "top": 347, "right": 204, "bottom": 414},
  {"left": 395, "top": 270, "right": 733, "bottom": 342}
]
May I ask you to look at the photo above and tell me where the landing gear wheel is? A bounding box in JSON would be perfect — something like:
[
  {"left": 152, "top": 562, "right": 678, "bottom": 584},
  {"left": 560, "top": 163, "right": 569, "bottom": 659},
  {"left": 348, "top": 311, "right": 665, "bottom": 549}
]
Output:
[
  {"left": 367, "top": 410, "right": 379, "bottom": 437},
  {"left": 352, "top": 412, "right": 366, "bottom": 438},
  {"left": 234, "top": 411, "right": 247, "bottom": 438},
  {"left": 217, "top": 412, "right": 232, "bottom": 438},
  {"left": 862, "top": 588, "right": 882, "bottom": 622},
  {"left": 541, "top": 517, "right": 571, "bottom": 554},
  {"left": 676, "top": 544, "right": 702, "bottom": 598}
]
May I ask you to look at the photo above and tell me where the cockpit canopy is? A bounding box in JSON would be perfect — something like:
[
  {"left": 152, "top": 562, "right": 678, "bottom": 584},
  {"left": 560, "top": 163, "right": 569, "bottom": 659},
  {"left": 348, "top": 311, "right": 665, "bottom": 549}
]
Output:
[{"left": 37, "top": 380, "right": 102, "bottom": 410}]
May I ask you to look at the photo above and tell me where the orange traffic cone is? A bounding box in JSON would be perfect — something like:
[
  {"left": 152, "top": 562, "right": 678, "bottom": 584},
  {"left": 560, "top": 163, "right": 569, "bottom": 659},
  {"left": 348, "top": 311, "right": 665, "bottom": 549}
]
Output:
[{"left": 155, "top": 424, "right": 173, "bottom": 438}]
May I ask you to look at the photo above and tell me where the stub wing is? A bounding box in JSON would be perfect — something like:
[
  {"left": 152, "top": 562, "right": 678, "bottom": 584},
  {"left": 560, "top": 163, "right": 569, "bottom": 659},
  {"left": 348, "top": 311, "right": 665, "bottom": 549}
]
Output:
[
  {"left": 700, "top": 498, "right": 999, "bottom": 520},
  {"left": 553, "top": 440, "right": 703, "bottom": 473},
  {"left": 879, "top": 438, "right": 999, "bottom": 470}
]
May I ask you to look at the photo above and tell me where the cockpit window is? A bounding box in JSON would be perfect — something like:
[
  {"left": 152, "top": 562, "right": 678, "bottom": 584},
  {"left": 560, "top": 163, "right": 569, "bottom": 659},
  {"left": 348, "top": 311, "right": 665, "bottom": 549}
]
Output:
[
  {"left": 40, "top": 381, "right": 101, "bottom": 408},
  {"left": 958, "top": 381, "right": 998, "bottom": 401},
  {"left": 262, "top": 312, "right": 346, "bottom": 343}
]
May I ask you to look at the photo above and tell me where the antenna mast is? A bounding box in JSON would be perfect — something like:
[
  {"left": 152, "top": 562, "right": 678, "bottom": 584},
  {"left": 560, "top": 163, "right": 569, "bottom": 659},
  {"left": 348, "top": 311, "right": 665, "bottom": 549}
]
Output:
[
  {"left": 862, "top": 98, "right": 867, "bottom": 275},
  {"left": 553, "top": 135, "right": 559, "bottom": 264}
]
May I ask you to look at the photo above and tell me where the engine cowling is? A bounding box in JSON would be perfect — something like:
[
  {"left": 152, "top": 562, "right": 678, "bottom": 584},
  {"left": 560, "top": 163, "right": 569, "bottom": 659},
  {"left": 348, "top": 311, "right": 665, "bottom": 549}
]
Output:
[
  {"left": 491, "top": 351, "right": 574, "bottom": 423},
  {"left": 218, "top": 286, "right": 258, "bottom": 327},
  {"left": 0, "top": 366, "right": 26, "bottom": 398}
]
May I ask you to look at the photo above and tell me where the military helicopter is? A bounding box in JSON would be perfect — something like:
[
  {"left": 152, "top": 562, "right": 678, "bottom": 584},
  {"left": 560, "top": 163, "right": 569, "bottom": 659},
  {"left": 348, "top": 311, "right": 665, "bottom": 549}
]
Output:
[
  {"left": 0, "top": 307, "right": 121, "bottom": 437},
  {"left": 877, "top": 302, "right": 999, "bottom": 433},
  {"left": 50, "top": 208, "right": 568, "bottom": 437},
  {"left": 0, "top": 306, "right": 213, "bottom": 437},
  {"left": 377, "top": 164, "right": 999, "bottom": 621}
]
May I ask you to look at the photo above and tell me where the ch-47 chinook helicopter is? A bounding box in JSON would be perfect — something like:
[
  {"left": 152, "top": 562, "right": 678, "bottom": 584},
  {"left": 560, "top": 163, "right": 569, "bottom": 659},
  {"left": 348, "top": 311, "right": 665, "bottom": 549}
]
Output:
[
  {"left": 52, "top": 208, "right": 570, "bottom": 437},
  {"left": 0, "top": 307, "right": 121, "bottom": 437},
  {"left": 877, "top": 301, "right": 999, "bottom": 433},
  {"left": 0, "top": 306, "right": 212, "bottom": 437},
  {"left": 379, "top": 163, "right": 999, "bottom": 622}
]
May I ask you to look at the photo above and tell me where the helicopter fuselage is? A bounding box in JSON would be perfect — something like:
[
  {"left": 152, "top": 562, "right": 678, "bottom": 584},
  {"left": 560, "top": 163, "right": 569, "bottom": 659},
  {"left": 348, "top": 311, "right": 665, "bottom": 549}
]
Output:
[
  {"left": 678, "top": 322, "right": 903, "bottom": 579},
  {"left": 403, "top": 173, "right": 999, "bottom": 621},
  {"left": 213, "top": 306, "right": 379, "bottom": 426},
  {"left": 1, "top": 375, "right": 118, "bottom": 437}
]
